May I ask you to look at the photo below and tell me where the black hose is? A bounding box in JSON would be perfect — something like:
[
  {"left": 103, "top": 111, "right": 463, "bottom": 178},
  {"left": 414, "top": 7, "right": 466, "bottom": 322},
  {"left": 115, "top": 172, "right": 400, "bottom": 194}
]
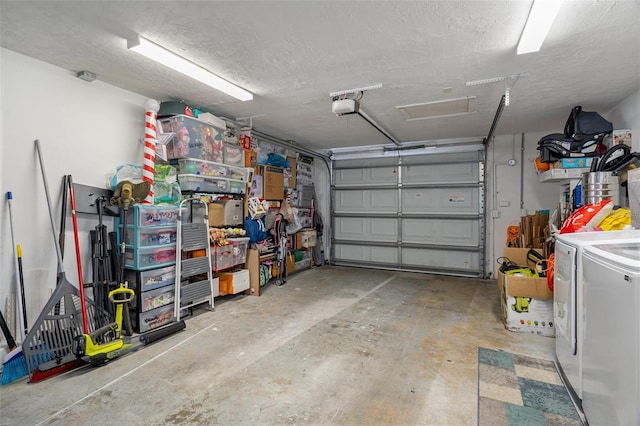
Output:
[{"left": 597, "top": 144, "right": 631, "bottom": 172}]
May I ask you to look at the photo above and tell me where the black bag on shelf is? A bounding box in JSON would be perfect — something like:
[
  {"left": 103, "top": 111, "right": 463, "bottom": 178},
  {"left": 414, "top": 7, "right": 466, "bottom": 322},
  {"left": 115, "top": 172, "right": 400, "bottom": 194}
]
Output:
[{"left": 537, "top": 105, "right": 612, "bottom": 163}]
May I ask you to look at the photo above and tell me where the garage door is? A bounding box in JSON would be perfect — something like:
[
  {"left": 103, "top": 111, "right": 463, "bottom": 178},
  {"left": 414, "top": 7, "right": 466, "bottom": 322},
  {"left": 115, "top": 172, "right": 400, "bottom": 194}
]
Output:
[{"left": 331, "top": 147, "right": 485, "bottom": 278}]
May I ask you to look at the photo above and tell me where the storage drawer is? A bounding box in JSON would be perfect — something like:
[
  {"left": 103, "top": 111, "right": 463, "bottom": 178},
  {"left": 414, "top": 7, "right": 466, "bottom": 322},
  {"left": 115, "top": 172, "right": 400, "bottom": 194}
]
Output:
[
  {"left": 119, "top": 204, "right": 180, "bottom": 227},
  {"left": 119, "top": 225, "right": 177, "bottom": 247},
  {"left": 141, "top": 284, "right": 175, "bottom": 312},
  {"left": 125, "top": 244, "right": 176, "bottom": 270},
  {"left": 124, "top": 265, "right": 176, "bottom": 292},
  {"left": 134, "top": 303, "right": 175, "bottom": 333}
]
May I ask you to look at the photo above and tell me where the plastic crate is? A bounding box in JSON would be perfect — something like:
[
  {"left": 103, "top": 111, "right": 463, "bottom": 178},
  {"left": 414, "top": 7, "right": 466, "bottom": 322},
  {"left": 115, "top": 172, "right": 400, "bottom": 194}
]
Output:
[
  {"left": 159, "top": 114, "right": 224, "bottom": 162},
  {"left": 124, "top": 265, "right": 176, "bottom": 292},
  {"left": 125, "top": 244, "right": 176, "bottom": 270}
]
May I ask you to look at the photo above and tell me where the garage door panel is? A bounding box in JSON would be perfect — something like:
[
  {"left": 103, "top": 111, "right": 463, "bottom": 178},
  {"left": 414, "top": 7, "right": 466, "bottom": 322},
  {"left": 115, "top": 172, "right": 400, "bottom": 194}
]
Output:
[
  {"left": 334, "top": 244, "right": 398, "bottom": 264},
  {"left": 335, "top": 189, "right": 398, "bottom": 213},
  {"left": 402, "top": 187, "right": 478, "bottom": 214},
  {"left": 335, "top": 167, "right": 397, "bottom": 186},
  {"left": 403, "top": 162, "right": 478, "bottom": 184},
  {"left": 335, "top": 218, "right": 398, "bottom": 242},
  {"left": 402, "top": 218, "right": 479, "bottom": 246},
  {"left": 331, "top": 148, "right": 485, "bottom": 278},
  {"left": 402, "top": 248, "right": 480, "bottom": 271}
]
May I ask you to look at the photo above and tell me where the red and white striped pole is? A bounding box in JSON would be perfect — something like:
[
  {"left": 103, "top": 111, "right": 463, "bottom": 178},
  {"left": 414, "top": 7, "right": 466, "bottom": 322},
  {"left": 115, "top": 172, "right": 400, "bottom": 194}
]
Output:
[{"left": 142, "top": 99, "right": 160, "bottom": 204}]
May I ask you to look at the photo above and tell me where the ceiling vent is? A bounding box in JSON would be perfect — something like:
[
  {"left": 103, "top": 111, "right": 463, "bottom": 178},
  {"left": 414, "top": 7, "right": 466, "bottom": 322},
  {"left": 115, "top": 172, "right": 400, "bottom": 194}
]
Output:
[{"left": 397, "top": 96, "right": 477, "bottom": 121}]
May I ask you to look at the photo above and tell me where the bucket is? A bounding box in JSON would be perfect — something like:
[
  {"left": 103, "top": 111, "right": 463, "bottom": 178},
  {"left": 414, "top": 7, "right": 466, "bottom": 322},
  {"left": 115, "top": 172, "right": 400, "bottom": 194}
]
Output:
[{"left": 582, "top": 171, "right": 620, "bottom": 206}]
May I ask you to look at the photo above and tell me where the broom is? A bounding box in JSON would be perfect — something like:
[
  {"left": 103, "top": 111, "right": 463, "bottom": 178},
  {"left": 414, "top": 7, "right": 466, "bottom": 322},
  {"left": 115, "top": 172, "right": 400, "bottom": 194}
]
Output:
[
  {"left": 1, "top": 192, "right": 28, "bottom": 385},
  {"left": 1, "top": 310, "right": 28, "bottom": 385}
]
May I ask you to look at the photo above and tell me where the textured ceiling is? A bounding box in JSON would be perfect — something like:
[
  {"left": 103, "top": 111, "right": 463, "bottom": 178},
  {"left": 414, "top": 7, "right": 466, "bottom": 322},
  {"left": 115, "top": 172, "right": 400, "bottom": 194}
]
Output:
[{"left": 1, "top": 1, "right": 639, "bottom": 151}]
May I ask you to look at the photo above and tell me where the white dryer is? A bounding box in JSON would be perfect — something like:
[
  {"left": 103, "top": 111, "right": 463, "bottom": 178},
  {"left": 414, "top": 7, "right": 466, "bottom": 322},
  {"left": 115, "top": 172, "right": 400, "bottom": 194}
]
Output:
[{"left": 554, "top": 229, "right": 640, "bottom": 401}]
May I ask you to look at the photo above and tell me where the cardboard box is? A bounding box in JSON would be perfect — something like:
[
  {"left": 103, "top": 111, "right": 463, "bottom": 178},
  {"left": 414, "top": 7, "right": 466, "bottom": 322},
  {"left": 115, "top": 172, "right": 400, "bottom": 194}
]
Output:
[
  {"left": 245, "top": 150, "right": 257, "bottom": 167},
  {"left": 254, "top": 165, "right": 284, "bottom": 200},
  {"left": 498, "top": 247, "right": 555, "bottom": 337},
  {"left": 287, "top": 156, "right": 297, "bottom": 188},
  {"left": 551, "top": 158, "right": 593, "bottom": 169},
  {"left": 295, "top": 229, "right": 317, "bottom": 248},
  {"left": 217, "top": 269, "right": 250, "bottom": 296},
  {"left": 208, "top": 202, "right": 225, "bottom": 227}
]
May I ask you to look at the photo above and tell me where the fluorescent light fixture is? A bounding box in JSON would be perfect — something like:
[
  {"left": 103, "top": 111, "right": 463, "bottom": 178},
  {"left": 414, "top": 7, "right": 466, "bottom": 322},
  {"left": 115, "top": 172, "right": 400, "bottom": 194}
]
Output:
[
  {"left": 517, "top": 0, "right": 564, "bottom": 55},
  {"left": 127, "top": 35, "right": 253, "bottom": 101}
]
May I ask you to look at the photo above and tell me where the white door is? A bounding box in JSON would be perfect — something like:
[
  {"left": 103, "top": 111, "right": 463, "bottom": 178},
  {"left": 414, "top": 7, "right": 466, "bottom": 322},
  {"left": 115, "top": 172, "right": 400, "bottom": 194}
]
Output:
[{"left": 331, "top": 148, "right": 485, "bottom": 277}]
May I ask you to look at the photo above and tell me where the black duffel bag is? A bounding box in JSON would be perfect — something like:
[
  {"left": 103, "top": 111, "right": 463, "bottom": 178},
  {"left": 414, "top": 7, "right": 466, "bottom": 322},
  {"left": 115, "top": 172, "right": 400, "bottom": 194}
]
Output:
[{"left": 538, "top": 106, "right": 612, "bottom": 163}]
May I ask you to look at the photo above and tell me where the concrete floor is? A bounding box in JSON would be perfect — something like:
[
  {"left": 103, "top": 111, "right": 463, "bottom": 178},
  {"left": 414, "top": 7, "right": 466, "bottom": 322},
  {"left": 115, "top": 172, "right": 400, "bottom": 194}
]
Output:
[{"left": 1, "top": 266, "right": 554, "bottom": 425}]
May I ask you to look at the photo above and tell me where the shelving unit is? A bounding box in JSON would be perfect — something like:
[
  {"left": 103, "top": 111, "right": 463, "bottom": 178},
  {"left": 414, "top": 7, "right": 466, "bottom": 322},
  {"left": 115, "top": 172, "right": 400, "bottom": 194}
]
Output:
[{"left": 539, "top": 168, "right": 589, "bottom": 223}]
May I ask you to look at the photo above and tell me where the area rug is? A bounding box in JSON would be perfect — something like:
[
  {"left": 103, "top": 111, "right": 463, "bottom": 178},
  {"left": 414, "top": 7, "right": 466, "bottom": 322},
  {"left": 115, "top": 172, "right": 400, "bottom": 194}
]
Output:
[{"left": 477, "top": 347, "right": 583, "bottom": 425}]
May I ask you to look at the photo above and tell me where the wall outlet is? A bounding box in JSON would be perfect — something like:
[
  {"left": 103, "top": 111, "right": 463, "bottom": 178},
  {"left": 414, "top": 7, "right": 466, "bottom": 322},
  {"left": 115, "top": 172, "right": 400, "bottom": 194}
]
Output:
[{"left": 492, "top": 210, "right": 500, "bottom": 218}]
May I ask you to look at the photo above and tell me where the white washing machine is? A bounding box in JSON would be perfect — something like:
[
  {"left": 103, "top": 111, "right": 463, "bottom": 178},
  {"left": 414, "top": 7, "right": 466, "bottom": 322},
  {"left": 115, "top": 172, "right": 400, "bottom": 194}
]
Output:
[
  {"left": 554, "top": 229, "right": 640, "bottom": 401},
  {"left": 581, "top": 241, "right": 640, "bottom": 425}
]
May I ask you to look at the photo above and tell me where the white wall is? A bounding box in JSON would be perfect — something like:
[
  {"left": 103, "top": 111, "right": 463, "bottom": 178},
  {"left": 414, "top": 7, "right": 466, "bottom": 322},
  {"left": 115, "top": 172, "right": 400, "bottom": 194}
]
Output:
[
  {"left": 604, "top": 89, "right": 639, "bottom": 150},
  {"left": 485, "top": 132, "right": 559, "bottom": 278},
  {"left": 1, "top": 49, "right": 147, "bottom": 348}
]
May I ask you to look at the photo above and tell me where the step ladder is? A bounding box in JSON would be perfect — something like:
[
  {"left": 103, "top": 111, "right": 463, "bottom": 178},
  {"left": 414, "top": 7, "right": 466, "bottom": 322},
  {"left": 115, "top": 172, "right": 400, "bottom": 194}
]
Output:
[{"left": 174, "top": 198, "right": 215, "bottom": 320}]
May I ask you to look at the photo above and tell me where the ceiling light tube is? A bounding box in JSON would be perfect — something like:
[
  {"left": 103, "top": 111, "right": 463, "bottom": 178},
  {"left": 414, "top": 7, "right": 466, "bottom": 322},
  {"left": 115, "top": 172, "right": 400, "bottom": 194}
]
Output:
[
  {"left": 127, "top": 35, "right": 253, "bottom": 101},
  {"left": 517, "top": 0, "right": 564, "bottom": 55}
]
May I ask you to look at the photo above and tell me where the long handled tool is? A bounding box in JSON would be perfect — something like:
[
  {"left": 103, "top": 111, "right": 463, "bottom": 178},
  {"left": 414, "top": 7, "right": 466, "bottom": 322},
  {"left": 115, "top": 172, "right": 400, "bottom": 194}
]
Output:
[{"left": 22, "top": 140, "right": 110, "bottom": 382}]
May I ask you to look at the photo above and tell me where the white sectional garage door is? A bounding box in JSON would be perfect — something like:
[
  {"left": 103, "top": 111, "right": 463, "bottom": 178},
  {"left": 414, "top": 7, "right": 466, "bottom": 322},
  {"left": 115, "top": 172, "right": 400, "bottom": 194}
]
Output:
[{"left": 331, "top": 148, "right": 485, "bottom": 278}]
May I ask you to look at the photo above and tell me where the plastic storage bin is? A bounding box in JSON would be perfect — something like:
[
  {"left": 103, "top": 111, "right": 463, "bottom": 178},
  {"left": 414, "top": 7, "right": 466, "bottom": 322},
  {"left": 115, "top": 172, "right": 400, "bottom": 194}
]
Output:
[
  {"left": 212, "top": 244, "right": 235, "bottom": 271},
  {"left": 124, "top": 265, "right": 176, "bottom": 292},
  {"left": 173, "top": 158, "right": 249, "bottom": 182},
  {"left": 125, "top": 244, "right": 176, "bottom": 270},
  {"left": 223, "top": 143, "right": 245, "bottom": 166},
  {"left": 230, "top": 237, "right": 250, "bottom": 265},
  {"left": 159, "top": 114, "right": 224, "bottom": 162},
  {"left": 178, "top": 174, "right": 246, "bottom": 194}
]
